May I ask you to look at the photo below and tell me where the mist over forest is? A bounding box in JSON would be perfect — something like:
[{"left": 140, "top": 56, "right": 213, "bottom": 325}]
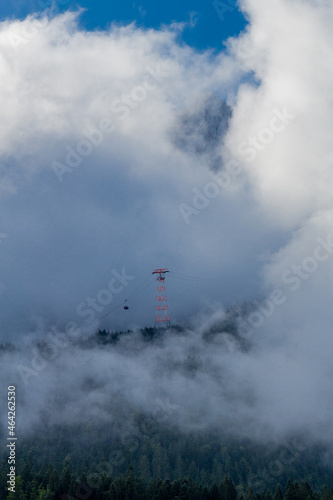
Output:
[{"left": 1, "top": 0, "right": 333, "bottom": 498}]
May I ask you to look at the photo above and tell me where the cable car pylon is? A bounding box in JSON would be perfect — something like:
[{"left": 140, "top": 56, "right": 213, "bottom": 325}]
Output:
[{"left": 152, "top": 268, "right": 170, "bottom": 328}]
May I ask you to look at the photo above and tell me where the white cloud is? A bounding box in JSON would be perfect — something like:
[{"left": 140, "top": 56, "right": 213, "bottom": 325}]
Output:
[{"left": 226, "top": 0, "right": 333, "bottom": 228}]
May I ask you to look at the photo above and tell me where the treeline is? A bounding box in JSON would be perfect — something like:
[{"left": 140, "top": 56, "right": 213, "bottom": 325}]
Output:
[
  {"left": 0, "top": 326, "right": 186, "bottom": 356},
  {"left": 1, "top": 424, "right": 333, "bottom": 500},
  {"left": 9, "top": 414, "right": 332, "bottom": 491},
  {"left": 79, "top": 326, "right": 186, "bottom": 347},
  {"left": 1, "top": 463, "right": 333, "bottom": 500}
]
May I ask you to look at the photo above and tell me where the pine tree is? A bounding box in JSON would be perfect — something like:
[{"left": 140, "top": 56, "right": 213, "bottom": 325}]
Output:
[
  {"left": 222, "top": 476, "right": 237, "bottom": 500},
  {"left": 274, "top": 485, "right": 283, "bottom": 500},
  {"left": 138, "top": 455, "right": 151, "bottom": 483},
  {"left": 320, "top": 485, "right": 333, "bottom": 500},
  {"left": 285, "top": 479, "right": 299, "bottom": 500},
  {"left": 175, "top": 456, "right": 184, "bottom": 480},
  {"left": 7, "top": 476, "right": 26, "bottom": 500},
  {"left": 188, "top": 461, "right": 199, "bottom": 483},
  {"left": 59, "top": 467, "right": 72, "bottom": 496},
  {"left": 299, "top": 482, "right": 314, "bottom": 500}
]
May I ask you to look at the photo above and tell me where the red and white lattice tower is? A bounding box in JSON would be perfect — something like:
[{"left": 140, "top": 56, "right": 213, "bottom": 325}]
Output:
[{"left": 152, "top": 268, "right": 170, "bottom": 328}]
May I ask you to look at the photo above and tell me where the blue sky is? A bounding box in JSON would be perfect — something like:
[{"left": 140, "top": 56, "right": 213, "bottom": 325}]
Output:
[{"left": 1, "top": 0, "right": 247, "bottom": 51}]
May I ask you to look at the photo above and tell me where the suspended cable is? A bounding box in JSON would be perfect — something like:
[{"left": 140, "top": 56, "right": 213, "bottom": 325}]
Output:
[
  {"left": 98, "top": 274, "right": 155, "bottom": 321},
  {"left": 125, "top": 274, "right": 155, "bottom": 302},
  {"left": 98, "top": 303, "right": 123, "bottom": 321},
  {"left": 168, "top": 271, "right": 209, "bottom": 281},
  {"left": 97, "top": 269, "right": 207, "bottom": 322},
  {"left": 125, "top": 279, "right": 156, "bottom": 306}
]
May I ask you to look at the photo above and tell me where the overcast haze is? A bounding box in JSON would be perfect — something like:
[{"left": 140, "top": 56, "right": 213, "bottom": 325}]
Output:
[{"left": 1, "top": 0, "right": 333, "bottom": 450}]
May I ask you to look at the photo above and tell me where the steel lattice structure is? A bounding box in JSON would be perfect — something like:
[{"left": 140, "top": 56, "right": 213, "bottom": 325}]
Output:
[{"left": 152, "top": 268, "right": 170, "bottom": 328}]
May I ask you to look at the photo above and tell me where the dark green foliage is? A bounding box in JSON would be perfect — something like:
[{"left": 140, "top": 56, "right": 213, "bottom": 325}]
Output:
[{"left": 2, "top": 446, "right": 333, "bottom": 500}]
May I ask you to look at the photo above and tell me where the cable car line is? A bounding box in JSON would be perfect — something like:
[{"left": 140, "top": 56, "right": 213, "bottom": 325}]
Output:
[
  {"left": 168, "top": 271, "right": 208, "bottom": 281},
  {"left": 98, "top": 269, "right": 207, "bottom": 322},
  {"left": 98, "top": 273, "right": 155, "bottom": 320}
]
